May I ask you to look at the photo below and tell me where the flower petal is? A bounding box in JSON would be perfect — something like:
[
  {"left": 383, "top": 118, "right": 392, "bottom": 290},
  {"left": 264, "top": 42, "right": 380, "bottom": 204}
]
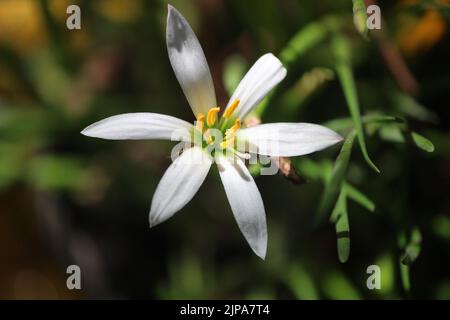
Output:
[
  {"left": 224, "top": 53, "right": 286, "bottom": 119},
  {"left": 150, "top": 146, "right": 212, "bottom": 227},
  {"left": 81, "top": 113, "right": 193, "bottom": 141},
  {"left": 166, "top": 5, "right": 216, "bottom": 116},
  {"left": 237, "top": 122, "right": 343, "bottom": 157},
  {"left": 216, "top": 156, "right": 267, "bottom": 259}
]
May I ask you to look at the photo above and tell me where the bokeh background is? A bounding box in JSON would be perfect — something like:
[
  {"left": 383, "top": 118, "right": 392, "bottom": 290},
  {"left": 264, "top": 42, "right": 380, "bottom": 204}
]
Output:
[{"left": 0, "top": 0, "right": 449, "bottom": 299}]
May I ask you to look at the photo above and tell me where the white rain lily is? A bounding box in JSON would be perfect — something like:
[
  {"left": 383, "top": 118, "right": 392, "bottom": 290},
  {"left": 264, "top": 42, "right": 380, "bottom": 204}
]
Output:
[{"left": 81, "top": 5, "right": 343, "bottom": 259}]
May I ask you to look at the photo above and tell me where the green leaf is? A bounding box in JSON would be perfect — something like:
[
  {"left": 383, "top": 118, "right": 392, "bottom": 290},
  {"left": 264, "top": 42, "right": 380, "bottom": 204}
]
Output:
[
  {"left": 432, "top": 215, "right": 450, "bottom": 241},
  {"left": 327, "top": 182, "right": 375, "bottom": 263},
  {"left": 27, "top": 155, "right": 86, "bottom": 191},
  {"left": 410, "top": 131, "right": 435, "bottom": 152},
  {"left": 279, "top": 67, "right": 334, "bottom": 115},
  {"left": 316, "top": 130, "right": 356, "bottom": 224},
  {"left": 324, "top": 114, "right": 403, "bottom": 133},
  {"left": 343, "top": 182, "right": 375, "bottom": 212},
  {"left": 332, "top": 34, "right": 380, "bottom": 173},
  {"left": 294, "top": 158, "right": 333, "bottom": 182},
  {"left": 398, "top": 228, "right": 422, "bottom": 293},
  {"left": 352, "top": 0, "right": 369, "bottom": 39},
  {"left": 393, "top": 92, "right": 439, "bottom": 123},
  {"left": 401, "top": 228, "right": 422, "bottom": 265},
  {"left": 255, "top": 17, "right": 341, "bottom": 118},
  {"left": 330, "top": 190, "right": 350, "bottom": 263},
  {"left": 285, "top": 264, "right": 319, "bottom": 300},
  {"left": 379, "top": 125, "right": 435, "bottom": 153},
  {"left": 376, "top": 253, "right": 395, "bottom": 295},
  {"left": 0, "top": 142, "right": 26, "bottom": 189},
  {"left": 399, "top": 262, "right": 411, "bottom": 293},
  {"left": 280, "top": 18, "right": 333, "bottom": 67},
  {"left": 222, "top": 55, "right": 248, "bottom": 96},
  {"left": 322, "top": 271, "right": 361, "bottom": 299}
]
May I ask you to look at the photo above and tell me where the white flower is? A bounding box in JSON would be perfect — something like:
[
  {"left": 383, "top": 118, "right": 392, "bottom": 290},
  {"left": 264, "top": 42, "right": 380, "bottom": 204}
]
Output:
[{"left": 81, "top": 5, "right": 343, "bottom": 259}]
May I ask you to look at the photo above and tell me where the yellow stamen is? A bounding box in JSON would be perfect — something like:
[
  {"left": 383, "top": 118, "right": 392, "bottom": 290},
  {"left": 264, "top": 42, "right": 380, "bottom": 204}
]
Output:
[
  {"left": 220, "top": 136, "right": 235, "bottom": 149},
  {"left": 206, "top": 107, "right": 220, "bottom": 127},
  {"left": 225, "top": 118, "right": 241, "bottom": 138},
  {"left": 195, "top": 113, "right": 205, "bottom": 132},
  {"left": 222, "top": 99, "right": 240, "bottom": 119},
  {"left": 203, "top": 129, "right": 214, "bottom": 144}
]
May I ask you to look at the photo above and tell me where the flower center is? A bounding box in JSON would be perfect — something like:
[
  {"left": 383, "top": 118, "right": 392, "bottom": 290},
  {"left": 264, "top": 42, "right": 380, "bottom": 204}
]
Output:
[{"left": 193, "top": 99, "right": 241, "bottom": 154}]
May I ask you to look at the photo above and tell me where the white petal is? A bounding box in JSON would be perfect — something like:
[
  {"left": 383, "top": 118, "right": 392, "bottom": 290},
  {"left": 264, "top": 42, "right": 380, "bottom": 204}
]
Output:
[
  {"left": 237, "top": 122, "right": 343, "bottom": 157},
  {"left": 166, "top": 5, "right": 216, "bottom": 116},
  {"left": 150, "top": 146, "right": 212, "bottom": 227},
  {"left": 216, "top": 156, "right": 267, "bottom": 259},
  {"left": 81, "top": 113, "right": 193, "bottom": 141},
  {"left": 225, "top": 53, "right": 286, "bottom": 119}
]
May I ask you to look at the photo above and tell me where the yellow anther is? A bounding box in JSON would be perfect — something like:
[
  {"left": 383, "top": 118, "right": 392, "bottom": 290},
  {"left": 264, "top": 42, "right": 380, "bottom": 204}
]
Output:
[
  {"left": 222, "top": 99, "right": 240, "bottom": 119},
  {"left": 195, "top": 113, "right": 205, "bottom": 132},
  {"left": 207, "top": 135, "right": 214, "bottom": 144},
  {"left": 225, "top": 118, "right": 241, "bottom": 138},
  {"left": 220, "top": 136, "right": 235, "bottom": 149},
  {"left": 206, "top": 107, "right": 220, "bottom": 127}
]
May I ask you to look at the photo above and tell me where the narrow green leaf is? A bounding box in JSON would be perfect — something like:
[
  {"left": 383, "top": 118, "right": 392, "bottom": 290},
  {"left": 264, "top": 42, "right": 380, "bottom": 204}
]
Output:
[
  {"left": 279, "top": 67, "right": 334, "bottom": 115},
  {"left": 393, "top": 92, "right": 439, "bottom": 123},
  {"left": 399, "top": 262, "right": 411, "bottom": 292},
  {"left": 378, "top": 125, "right": 435, "bottom": 153},
  {"left": 38, "top": 0, "right": 74, "bottom": 71},
  {"left": 256, "top": 17, "right": 341, "bottom": 117},
  {"left": 280, "top": 18, "right": 331, "bottom": 67},
  {"left": 401, "top": 227, "right": 422, "bottom": 265},
  {"left": 330, "top": 190, "right": 350, "bottom": 263},
  {"left": 398, "top": 228, "right": 422, "bottom": 293},
  {"left": 432, "top": 215, "right": 450, "bottom": 241},
  {"left": 332, "top": 35, "right": 380, "bottom": 173},
  {"left": 343, "top": 182, "right": 375, "bottom": 212},
  {"left": 324, "top": 114, "right": 403, "bottom": 133},
  {"left": 322, "top": 271, "right": 361, "bottom": 299},
  {"left": 410, "top": 131, "right": 435, "bottom": 152},
  {"left": 27, "top": 155, "right": 85, "bottom": 191},
  {"left": 352, "top": 0, "right": 369, "bottom": 39},
  {"left": 294, "top": 158, "right": 333, "bottom": 182},
  {"left": 222, "top": 55, "right": 248, "bottom": 96},
  {"left": 285, "top": 264, "right": 319, "bottom": 300},
  {"left": 411, "top": 227, "right": 422, "bottom": 243},
  {"left": 316, "top": 130, "right": 356, "bottom": 224},
  {"left": 376, "top": 253, "right": 395, "bottom": 295}
]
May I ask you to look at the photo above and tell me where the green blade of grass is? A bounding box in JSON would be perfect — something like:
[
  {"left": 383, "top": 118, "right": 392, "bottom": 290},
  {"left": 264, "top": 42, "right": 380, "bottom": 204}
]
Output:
[
  {"left": 280, "top": 16, "right": 341, "bottom": 68},
  {"left": 284, "top": 264, "right": 319, "bottom": 300},
  {"left": 332, "top": 34, "right": 380, "bottom": 173},
  {"left": 352, "top": 0, "right": 369, "bottom": 39},
  {"left": 330, "top": 190, "right": 350, "bottom": 263},
  {"left": 324, "top": 114, "right": 404, "bottom": 134},
  {"left": 399, "top": 262, "right": 411, "bottom": 293},
  {"left": 343, "top": 182, "right": 375, "bottom": 212},
  {"left": 398, "top": 228, "right": 422, "bottom": 294},
  {"left": 316, "top": 130, "right": 356, "bottom": 224}
]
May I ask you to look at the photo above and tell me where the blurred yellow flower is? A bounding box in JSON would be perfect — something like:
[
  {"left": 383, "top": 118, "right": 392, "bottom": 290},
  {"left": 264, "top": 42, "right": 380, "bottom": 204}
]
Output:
[
  {"left": 398, "top": 5, "right": 447, "bottom": 56},
  {"left": 95, "top": 0, "right": 143, "bottom": 23},
  {"left": 0, "top": 0, "right": 46, "bottom": 53}
]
